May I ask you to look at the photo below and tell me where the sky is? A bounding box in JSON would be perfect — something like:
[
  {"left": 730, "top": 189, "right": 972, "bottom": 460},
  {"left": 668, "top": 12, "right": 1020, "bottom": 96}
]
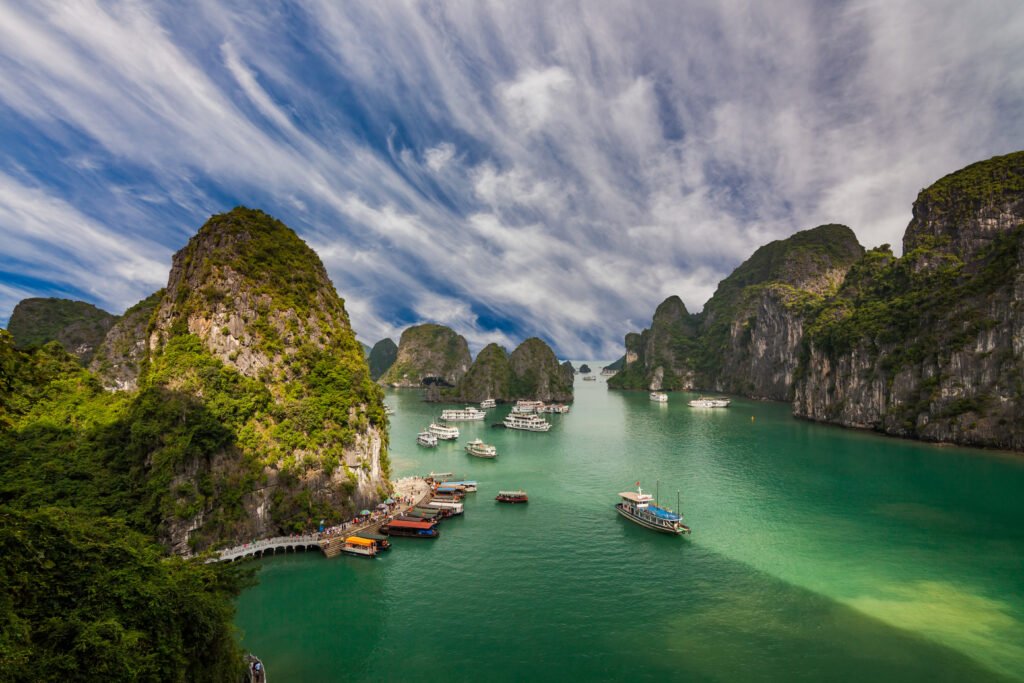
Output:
[{"left": 1, "top": 1, "right": 1022, "bottom": 358}]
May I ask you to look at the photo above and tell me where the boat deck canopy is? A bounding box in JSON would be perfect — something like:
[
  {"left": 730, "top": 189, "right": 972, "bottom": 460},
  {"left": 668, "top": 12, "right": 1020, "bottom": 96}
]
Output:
[
  {"left": 344, "top": 536, "right": 376, "bottom": 546},
  {"left": 387, "top": 519, "right": 434, "bottom": 529},
  {"left": 618, "top": 491, "right": 653, "bottom": 503}
]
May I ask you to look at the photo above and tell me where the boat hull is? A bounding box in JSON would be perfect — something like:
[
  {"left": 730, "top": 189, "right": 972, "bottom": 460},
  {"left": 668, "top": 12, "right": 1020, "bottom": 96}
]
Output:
[{"left": 615, "top": 504, "right": 689, "bottom": 535}]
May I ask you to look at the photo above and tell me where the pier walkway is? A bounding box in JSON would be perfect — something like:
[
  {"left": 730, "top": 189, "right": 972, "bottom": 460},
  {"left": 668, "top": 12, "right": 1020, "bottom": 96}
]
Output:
[{"left": 205, "top": 477, "right": 433, "bottom": 563}]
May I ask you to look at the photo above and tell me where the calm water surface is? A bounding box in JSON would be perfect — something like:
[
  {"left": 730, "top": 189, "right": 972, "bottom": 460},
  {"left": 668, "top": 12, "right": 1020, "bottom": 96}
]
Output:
[{"left": 235, "top": 367, "right": 1024, "bottom": 681}]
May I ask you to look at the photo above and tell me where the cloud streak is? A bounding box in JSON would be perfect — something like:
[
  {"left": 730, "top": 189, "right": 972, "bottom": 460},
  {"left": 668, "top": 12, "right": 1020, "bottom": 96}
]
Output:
[{"left": 0, "top": 0, "right": 1021, "bottom": 354}]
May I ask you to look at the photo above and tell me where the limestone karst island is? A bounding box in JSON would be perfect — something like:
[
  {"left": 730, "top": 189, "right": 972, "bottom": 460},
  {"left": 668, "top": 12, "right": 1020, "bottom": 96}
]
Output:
[{"left": 2, "top": 4, "right": 1023, "bottom": 682}]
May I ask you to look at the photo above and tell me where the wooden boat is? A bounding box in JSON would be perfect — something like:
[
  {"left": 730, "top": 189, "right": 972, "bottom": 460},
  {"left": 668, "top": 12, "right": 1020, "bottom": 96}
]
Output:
[
  {"left": 380, "top": 519, "right": 439, "bottom": 538},
  {"left": 339, "top": 536, "right": 378, "bottom": 557},
  {"left": 353, "top": 532, "right": 391, "bottom": 551},
  {"left": 495, "top": 490, "right": 529, "bottom": 503},
  {"left": 615, "top": 482, "right": 690, "bottom": 535}
]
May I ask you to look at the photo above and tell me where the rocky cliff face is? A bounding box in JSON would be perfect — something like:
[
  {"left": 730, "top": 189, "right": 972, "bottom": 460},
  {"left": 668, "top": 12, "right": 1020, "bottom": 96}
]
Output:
[
  {"left": 508, "top": 337, "right": 574, "bottom": 402},
  {"left": 451, "top": 343, "right": 512, "bottom": 402},
  {"left": 609, "top": 226, "right": 863, "bottom": 398},
  {"left": 700, "top": 224, "right": 864, "bottom": 400},
  {"left": 7, "top": 298, "right": 116, "bottom": 363},
  {"left": 794, "top": 151, "right": 1024, "bottom": 449},
  {"left": 608, "top": 296, "right": 699, "bottom": 391},
  {"left": 146, "top": 207, "right": 388, "bottom": 552},
  {"left": 368, "top": 337, "right": 398, "bottom": 380},
  {"left": 380, "top": 323, "right": 471, "bottom": 387},
  {"left": 88, "top": 290, "right": 163, "bottom": 391}
]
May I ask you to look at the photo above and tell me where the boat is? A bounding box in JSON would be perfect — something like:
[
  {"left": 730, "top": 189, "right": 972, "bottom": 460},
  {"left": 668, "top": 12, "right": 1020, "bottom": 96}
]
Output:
[
  {"left": 496, "top": 490, "right": 529, "bottom": 503},
  {"left": 439, "top": 480, "right": 478, "bottom": 492},
  {"left": 480, "top": 398, "right": 496, "bottom": 409},
  {"left": 649, "top": 391, "right": 668, "bottom": 403},
  {"left": 384, "top": 405, "right": 395, "bottom": 415},
  {"left": 440, "top": 407, "right": 487, "bottom": 421},
  {"left": 538, "top": 403, "right": 570, "bottom": 414},
  {"left": 582, "top": 375, "right": 597, "bottom": 381},
  {"left": 339, "top": 536, "right": 378, "bottom": 557},
  {"left": 417, "top": 430, "right": 438, "bottom": 447},
  {"left": 380, "top": 519, "right": 439, "bottom": 538},
  {"left": 687, "top": 397, "right": 731, "bottom": 408},
  {"left": 428, "top": 422, "right": 460, "bottom": 440},
  {"left": 615, "top": 482, "right": 690, "bottom": 535},
  {"left": 465, "top": 438, "right": 498, "bottom": 458},
  {"left": 245, "top": 654, "right": 266, "bottom": 683},
  {"left": 428, "top": 499, "right": 464, "bottom": 515},
  {"left": 353, "top": 532, "right": 391, "bottom": 551},
  {"left": 427, "top": 471, "right": 454, "bottom": 480},
  {"left": 503, "top": 413, "right": 552, "bottom": 432},
  {"left": 511, "top": 399, "right": 545, "bottom": 414}
]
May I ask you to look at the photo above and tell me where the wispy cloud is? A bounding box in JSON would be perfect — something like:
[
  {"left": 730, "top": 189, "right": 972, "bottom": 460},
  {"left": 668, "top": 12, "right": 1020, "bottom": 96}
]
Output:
[{"left": 0, "top": 0, "right": 1021, "bottom": 356}]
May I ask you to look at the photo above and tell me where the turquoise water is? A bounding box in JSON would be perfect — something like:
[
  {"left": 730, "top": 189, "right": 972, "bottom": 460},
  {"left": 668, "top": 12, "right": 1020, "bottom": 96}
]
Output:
[{"left": 235, "top": 369, "right": 1024, "bottom": 681}]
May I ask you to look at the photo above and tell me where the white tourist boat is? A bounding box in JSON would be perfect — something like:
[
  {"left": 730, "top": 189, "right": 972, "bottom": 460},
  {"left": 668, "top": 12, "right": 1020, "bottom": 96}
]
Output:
[
  {"left": 440, "top": 480, "right": 478, "bottom": 492},
  {"left": 417, "top": 430, "right": 438, "bottom": 447},
  {"left": 503, "top": 413, "right": 552, "bottom": 432},
  {"left": 464, "top": 438, "right": 498, "bottom": 458},
  {"left": 440, "top": 407, "right": 487, "bottom": 421},
  {"left": 582, "top": 375, "right": 597, "bottom": 381},
  {"left": 429, "top": 422, "right": 460, "bottom": 440},
  {"left": 512, "top": 399, "right": 545, "bottom": 414},
  {"left": 649, "top": 392, "right": 668, "bottom": 403},
  {"left": 687, "top": 397, "right": 731, "bottom": 408},
  {"left": 480, "top": 398, "right": 496, "bottom": 409},
  {"left": 428, "top": 499, "right": 464, "bottom": 515},
  {"left": 538, "top": 403, "right": 570, "bottom": 414}
]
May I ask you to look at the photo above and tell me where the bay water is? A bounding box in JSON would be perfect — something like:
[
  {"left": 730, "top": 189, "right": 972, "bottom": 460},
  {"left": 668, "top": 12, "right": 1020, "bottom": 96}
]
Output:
[{"left": 235, "top": 369, "right": 1024, "bottom": 681}]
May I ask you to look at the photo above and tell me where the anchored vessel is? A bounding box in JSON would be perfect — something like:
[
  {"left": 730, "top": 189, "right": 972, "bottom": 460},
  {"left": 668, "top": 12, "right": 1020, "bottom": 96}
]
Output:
[
  {"left": 503, "top": 413, "right": 552, "bottom": 432},
  {"left": 538, "top": 403, "right": 570, "bottom": 414},
  {"left": 615, "top": 483, "right": 691, "bottom": 535},
  {"left": 688, "top": 397, "right": 731, "bottom": 408},
  {"left": 511, "top": 399, "right": 545, "bottom": 414},
  {"left": 582, "top": 375, "right": 597, "bottom": 381},
  {"left": 440, "top": 407, "right": 487, "bottom": 421},
  {"left": 417, "top": 430, "right": 438, "bottom": 447},
  {"left": 649, "top": 392, "right": 668, "bottom": 403},
  {"left": 480, "top": 398, "right": 496, "bottom": 409},
  {"left": 429, "top": 422, "right": 460, "bottom": 440},
  {"left": 440, "top": 480, "right": 478, "bottom": 492},
  {"left": 380, "top": 519, "right": 439, "bottom": 538},
  {"left": 465, "top": 438, "right": 498, "bottom": 458},
  {"left": 496, "top": 490, "right": 529, "bottom": 503},
  {"left": 339, "top": 536, "right": 378, "bottom": 557}
]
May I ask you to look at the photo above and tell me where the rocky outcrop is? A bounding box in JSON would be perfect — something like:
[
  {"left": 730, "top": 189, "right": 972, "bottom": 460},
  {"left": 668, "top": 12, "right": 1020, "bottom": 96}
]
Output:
[
  {"left": 579, "top": 364, "right": 592, "bottom": 374},
  {"left": 146, "top": 207, "right": 388, "bottom": 552},
  {"left": 368, "top": 337, "right": 398, "bottom": 380},
  {"left": 794, "top": 151, "right": 1024, "bottom": 449},
  {"left": 379, "top": 323, "right": 471, "bottom": 387},
  {"left": 603, "top": 355, "right": 625, "bottom": 372},
  {"left": 508, "top": 337, "right": 574, "bottom": 402},
  {"left": 608, "top": 296, "right": 699, "bottom": 391},
  {"left": 561, "top": 360, "right": 576, "bottom": 385},
  {"left": 88, "top": 290, "right": 163, "bottom": 391},
  {"left": 7, "top": 298, "right": 116, "bottom": 363},
  {"left": 450, "top": 343, "right": 512, "bottom": 402}
]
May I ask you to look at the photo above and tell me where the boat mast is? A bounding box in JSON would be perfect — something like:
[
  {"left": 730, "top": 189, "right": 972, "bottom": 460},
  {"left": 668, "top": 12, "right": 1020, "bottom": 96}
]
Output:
[{"left": 656, "top": 479, "right": 659, "bottom": 507}]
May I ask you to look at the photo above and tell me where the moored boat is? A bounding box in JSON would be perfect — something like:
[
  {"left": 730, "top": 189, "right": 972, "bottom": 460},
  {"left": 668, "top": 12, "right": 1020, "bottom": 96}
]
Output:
[
  {"left": 687, "top": 397, "right": 731, "bottom": 408},
  {"left": 440, "top": 407, "right": 487, "bottom": 421},
  {"left": 384, "top": 404, "right": 395, "bottom": 415},
  {"left": 353, "top": 532, "right": 391, "bottom": 551},
  {"left": 417, "top": 430, "right": 438, "bottom": 447},
  {"left": 429, "top": 422, "right": 460, "bottom": 440},
  {"left": 428, "top": 499, "right": 464, "bottom": 515},
  {"left": 582, "top": 375, "right": 597, "bottom": 381},
  {"left": 537, "top": 403, "right": 570, "bottom": 414},
  {"left": 649, "top": 391, "right": 668, "bottom": 402},
  {"left": 465, "top": 438, "right": 498, "bottom": 458},
  {"left": 480, "top": 398, "right": 496, "bottom": 409},
  {"left": 503, "top": 413, "right": 552, "bottom": 432},
  {"left": 615, "top": 483, "right": 690, "bottom": 535},
  {"left": 339, "top": 536, "right": 378, "bottom": 557},
  {"left": 511, "top": 399, "right": 544, "bottom": 414},
  {"left": 496, "top": 490, "right": 529, "bottom": 503},
  {"left": 439, "top": 480, "right": 477, "bottom": 492},
  {"left": 381, "top": 519, "right": 439, "bottom": 538}
]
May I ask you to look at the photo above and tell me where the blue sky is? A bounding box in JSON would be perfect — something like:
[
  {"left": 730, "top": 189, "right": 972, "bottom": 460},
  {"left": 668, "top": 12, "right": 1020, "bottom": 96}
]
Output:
[{"left": 1, "top": 1, "right": 1022, "bottom": 357}]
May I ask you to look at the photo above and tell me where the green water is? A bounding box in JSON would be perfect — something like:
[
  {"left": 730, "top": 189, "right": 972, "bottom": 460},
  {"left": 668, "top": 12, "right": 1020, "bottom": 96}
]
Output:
[{"left": 235, "top": 370, "right": 1024, "bottom": 681}]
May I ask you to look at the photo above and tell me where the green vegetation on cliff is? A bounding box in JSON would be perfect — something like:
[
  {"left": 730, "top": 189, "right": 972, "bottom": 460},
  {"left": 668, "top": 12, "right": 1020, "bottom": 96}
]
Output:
[
  {"left": 450, "top": 343, "right": 512, "bottom": 402},
  {"left": 913, "top": 151, "right": 1024, "bottom": 223},
  {"left": 368, "top": 337, "right": 398, "bottom": 380},
  {"left": 7, "top": 297, "right": 116, "bottom": 363},
  {"left": 508, "top": 337, "right": 573, "bottom": 401},
  {"left": 380, "top": 323, "right": 471, "bottom": 386}
]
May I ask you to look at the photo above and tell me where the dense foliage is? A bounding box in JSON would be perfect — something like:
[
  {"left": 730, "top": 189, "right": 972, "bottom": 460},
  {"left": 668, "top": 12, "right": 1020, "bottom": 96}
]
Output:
[
  {"left": 914, "top": 151, "right": 1024, "bottom": 223},
  {"left": 381, "top": 323, "right": 471, "bottom": 385},
  {"left": 367, "top": 338, "right": 398, "bottom": 380},
  {"left": 0, "top": 333, "right": 252, "bottom": 681}
]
